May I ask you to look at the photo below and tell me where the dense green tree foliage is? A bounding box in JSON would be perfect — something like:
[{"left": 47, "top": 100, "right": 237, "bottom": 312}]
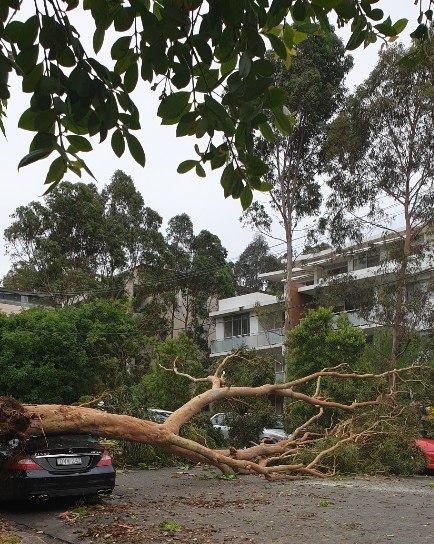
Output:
[
  {"left": 135, "top": 213, "right": 235, "bottom": 344},
  {"left": 3, "top": 170, "right": 164, "bottom": 305},
  {"left": 285, "top": 307, "right": 368, "bottom": 429},
  {"left": 0, "top": 1, "right": 424, "bottom": 205},
  {"left": 0, "top": 299, "right": 147, "bottom": 403},
  {"left": 286, "top": 307, "right": 367, "bottom": 379},
  {"left": 232, "top": 234, "right": 282, "bottom": 294},
  {"left": 135, "top": 334, "right": 205, "bottom": 411}
]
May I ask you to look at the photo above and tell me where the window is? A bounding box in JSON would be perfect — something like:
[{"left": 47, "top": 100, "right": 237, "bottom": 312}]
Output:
[
  {"left": 366, "top": 253, "right": 380, "bottom": 268},
  {"left": 324, "top": 263, "right": 348, "bottom": 277},
  {"left": 354, "top": 252, "right": 380, "bottom": 271},
  {"left": 224, "top": 313, "right": 250, "bottom": 338}
]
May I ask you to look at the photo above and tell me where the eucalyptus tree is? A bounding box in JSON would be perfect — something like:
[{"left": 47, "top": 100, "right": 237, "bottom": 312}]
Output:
[
  {"left": 0, "top": 0, "right": 423, "bottom": 204},
  {"left": 323, "top": 40, "right": 434, "bottom": 387},
  {"left": 163, "top": 214, "right": 235, "bottom": 344},
  {"left": 232, "top": 234, "right": 282, "bottom": 294},
  {"left": 3, "top": 170, "right": 165, "bottom": 305},
  {"left": 242, "top": 32, "right": 352, "bottom": 330}
]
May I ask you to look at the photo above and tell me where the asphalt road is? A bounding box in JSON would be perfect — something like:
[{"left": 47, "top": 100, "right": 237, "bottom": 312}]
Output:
[{"left": 1, "top": 467, "right": 434, "bottom": 543}]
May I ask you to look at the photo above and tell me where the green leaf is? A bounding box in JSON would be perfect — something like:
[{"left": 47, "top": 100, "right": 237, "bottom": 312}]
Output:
[
  {"left": 125, "top": 132, "right": 146, "bottom": 167},
  {"left": 29, "top": 132, "right": 56, "bottom": 152},
  {"left": 114, "top": 6, "right": 135, "bottom": 31},
  {"left": 245, "top": 154, "right": 269, "bottom": 176},
  {"left": 114, "top": 49, "right": 136, "bottom": 75},
  {"left": 111, "top": 129, "right": 125, "bottom": 158},
  {"left": 264, "top": 87, "right": 287, "bottom": 108},
  {"left": 177, "top": 160, "right": 197, "bottom": 174},
  {"left": 295, "top": 22, "right": 321, "bottom": 34},
  {"left": 157, "top": 91, "right": 190, "bottom": 120},
  {"left": 266, "top": 33, "right": 287, "bottom": 61},
  {"left": 18, "top": 148, "right": 52, "bottom": 169},
  {"left": 393, "top": 19, "right": 408, "bottom": 34},
  {"left": 259, "top": 122, "right": 275, "bottom": 142},
  {"left": 66, "top": 135, "right": 93, "bottom": 152},
  {"left": 93, "top": 26, "right": 105, "bottom": 54},
  {"left": 253, "top": 59, "right": 275, "bottom": 77},
  {"left": 346, "top": 28, "right": 367, "bottom": 50},
  {"left": 204, "top": 95, "right": 228, "bottom": 119},
  {"left": 272, "top": 107, "right": 294, "bottom": 136},
  {"left": 171, "top": 64, "right": 190, "bottom": 89},
  {"left": 220, "top": 163, "right": 235, "bottom": 198},
  {"left": 18, "top": 16, "right": 39, "bottom": 49},
  {"left": 369, "top": 8, "right": 384, "bottom": 21},
  {"left": 195, "top": 163, "right": 206, "bottom": 178},
  {"left": 220, "top": 55, "right": 237, "bottom": 76},
  {"left": 0, "top": 81, "right": 9, "bottom": 100},
  {"left": 312, "top": 5, "right": 331, "bottom": 31},
  {"left": 259, "top": 182, "right": 273, "bottom": 192},
  {"left": 111, "top": 36, "right": 132, "bottom": 60},
  {"left": 45, "top": 156, "right": 66, "bottom": 184},
  {"left": 410, "top": 23, "right": 429, "bottom": 40},
  {"left": 239, "top": 52, "right": 252, "bottom": 79},
  {"left": 4, "top": 20, "right": 23, "bottom": 43},
  {"left": 34, "top": 109, "right": 57, "bottom": 132},
  {"left": 18, "top": 108, "right": 37, "bottom": 131},
  {"left": 240, "top": 186, "right": 253, "bottom": 210},
  {"left": 124, "top": 62, "right": 139, "bottom": 92},
  {"left": 374, "top": 22, "right": 398, "bottom": 37},
  {"left": 293, "top": 0, "right": 307, "bottom": 22},
  {"left": 22, "top": 63, "right": 43, "bottom": 93}
]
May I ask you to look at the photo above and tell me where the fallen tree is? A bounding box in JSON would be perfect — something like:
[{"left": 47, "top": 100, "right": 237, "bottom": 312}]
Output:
[{"left": 0, "top": 354, "right": 427, "bottom": 480}]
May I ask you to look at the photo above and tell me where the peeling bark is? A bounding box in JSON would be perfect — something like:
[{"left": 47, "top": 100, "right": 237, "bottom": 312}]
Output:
[{"left": 0, "top": 360, "right": 419, "bottom": 479}]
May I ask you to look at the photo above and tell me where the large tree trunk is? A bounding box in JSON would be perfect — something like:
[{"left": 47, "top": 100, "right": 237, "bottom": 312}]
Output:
[{"left": 0, "top": 358, "right": 409, "bottom": 480}]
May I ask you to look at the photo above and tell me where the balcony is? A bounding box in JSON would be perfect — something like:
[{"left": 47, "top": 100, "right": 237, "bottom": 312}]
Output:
[{"left": 210, "top": 329, "right": 284, "bottom": 355}]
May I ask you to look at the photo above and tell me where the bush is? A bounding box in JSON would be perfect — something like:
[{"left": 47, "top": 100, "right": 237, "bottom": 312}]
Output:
[{"left": 291, "top": 403, "right": 427, "bottom": 476}]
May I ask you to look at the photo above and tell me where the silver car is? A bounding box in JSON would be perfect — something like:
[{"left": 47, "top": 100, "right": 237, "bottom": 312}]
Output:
[{"left": 210, "top": 413, "right": 289, "bottom": 443}]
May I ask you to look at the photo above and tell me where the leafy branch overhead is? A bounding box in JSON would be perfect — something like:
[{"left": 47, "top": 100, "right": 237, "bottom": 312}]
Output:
[{"left": 0, "top": 0, "right": 427, "bottom": 206}]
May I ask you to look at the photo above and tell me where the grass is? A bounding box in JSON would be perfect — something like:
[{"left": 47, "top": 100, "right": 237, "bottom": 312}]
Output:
[
  {"left": 158, "top": 521, "right": 181, "bottom": 532},
  {"left": 0, "top": 532, "right": 21, "bottom": 544},
  {"left": 318, "top": 500, "right": 334, "bottom": 507}
]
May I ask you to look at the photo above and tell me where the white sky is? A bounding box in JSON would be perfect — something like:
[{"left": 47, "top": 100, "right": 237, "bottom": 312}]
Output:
[{"left": 0, "top": 0, "right": 420, "bottom": 279}]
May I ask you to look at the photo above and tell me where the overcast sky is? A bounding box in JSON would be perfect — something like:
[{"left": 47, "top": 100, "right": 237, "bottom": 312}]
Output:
[{"left": 0, "top": 0, "right": 420, "bottom": 280}]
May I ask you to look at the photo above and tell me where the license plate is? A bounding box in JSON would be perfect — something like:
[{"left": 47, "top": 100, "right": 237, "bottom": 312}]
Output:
[{"left": 56, "top": 457, "right": 82, "bottom": 466}]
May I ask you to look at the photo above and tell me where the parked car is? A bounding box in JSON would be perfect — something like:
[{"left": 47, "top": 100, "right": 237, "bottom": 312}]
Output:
[
  {"left": 0, "top": 434, "right": 116, "bottom": 502},
  {"left": 415, "top": 438, "right": 434, "bottom": 470},
  {"left": 210, "top": 413, "right": 290, "bottom": 443},
  {"left": 146, "top": 408, "right": 173, "bottom": 423}
]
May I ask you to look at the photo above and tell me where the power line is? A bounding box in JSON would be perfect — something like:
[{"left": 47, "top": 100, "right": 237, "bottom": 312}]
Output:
[{"left": 6, "top": 264, "right": 434, "bottom": 338}]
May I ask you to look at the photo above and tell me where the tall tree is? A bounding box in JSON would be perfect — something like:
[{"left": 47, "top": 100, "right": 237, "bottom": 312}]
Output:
[
  {"left": 3, "top": 171, "right": 165, "bottom": 305},
  {"left": 0, "top": 1, "right": 421, "bottom": 201},
  {"left": 133, "top": 213, "right": 235, "bottom": 344},
  {"left": 165, "top": 214, "right": 235, "bottom": 344},
  {"left": 323, "top": 40, "right": 434, "bottom": 389},
  {"left": 242, "top": 32, "right": 352, "bottom": 330},
  {"left": 232, "top": 234, "right": 282, "bottom": 294}
]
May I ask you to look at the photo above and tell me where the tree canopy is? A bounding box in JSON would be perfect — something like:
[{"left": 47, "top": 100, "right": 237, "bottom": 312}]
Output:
[
  {"left": 232, "top": 234, "right": 282, "bottom": 294},
  {"left": 322, "top": 39, "right": 434, "bottom": 381},
  {"left": 242, "top": 30, "right": 352, "bottom": 329},
  {"left": 0, "top": 299, "right": 147, "bottom": 403},
  {"left": 0, "top": 1, "right": 427, "bottom": 207},
  {"left": 3, "top": 170, "right": 165, "bottom": 305}
]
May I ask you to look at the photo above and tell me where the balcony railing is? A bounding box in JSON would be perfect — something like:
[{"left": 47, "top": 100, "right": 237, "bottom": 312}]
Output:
[{"left": 210, "top": 329, "right": 284, "bottom": 355}]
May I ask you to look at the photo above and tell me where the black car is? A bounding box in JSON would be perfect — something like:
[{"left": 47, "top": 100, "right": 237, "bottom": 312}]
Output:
[{"left": 0, "top": 434, "right": 116, "bottom": 501}]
